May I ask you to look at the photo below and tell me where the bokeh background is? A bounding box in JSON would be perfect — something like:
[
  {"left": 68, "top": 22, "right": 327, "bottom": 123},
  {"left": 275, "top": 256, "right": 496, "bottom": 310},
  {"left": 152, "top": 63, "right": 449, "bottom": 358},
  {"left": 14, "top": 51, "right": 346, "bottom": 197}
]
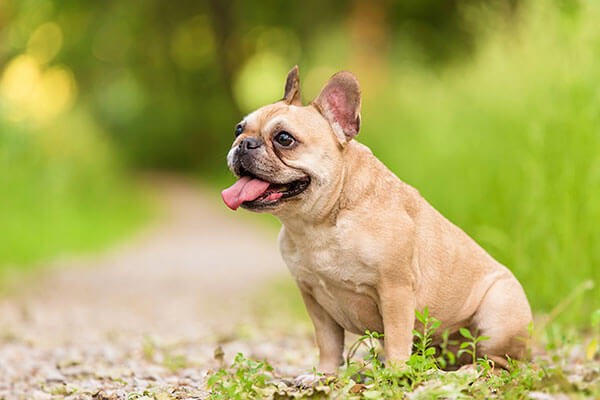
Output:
[{"left": 1, "top": 0, "right": 599, "bottom": 326}]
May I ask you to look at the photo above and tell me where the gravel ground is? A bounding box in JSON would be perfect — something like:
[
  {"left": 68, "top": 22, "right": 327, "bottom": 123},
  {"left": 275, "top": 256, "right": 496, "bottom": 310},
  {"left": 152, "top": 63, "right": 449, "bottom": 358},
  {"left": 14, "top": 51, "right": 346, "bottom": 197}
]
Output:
[
  {"left": 1, "top": 178, "right": 598, "bottom": 400},
  {"left": 0, "top": 178, "right": 314, "bottom": 399}
]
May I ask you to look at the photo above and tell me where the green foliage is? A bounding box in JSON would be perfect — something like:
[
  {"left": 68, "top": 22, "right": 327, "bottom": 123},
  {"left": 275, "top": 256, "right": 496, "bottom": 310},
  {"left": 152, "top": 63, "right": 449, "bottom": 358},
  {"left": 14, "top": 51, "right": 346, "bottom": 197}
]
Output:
[
  {"left": 410, "top": 307, "right": 442, "bottom": 374},
  {"left": 207, "top": 353, "right": 274, "bottom": 400},
  {"left": 344, "top": 330, "right": 410, "bottom": 393},
  {"left": 437, "top": 329, "right": 458, "bottom": 370},
  {"left": 0, "top": 110, "right": 149, "bottom": 282},
  {"left": 457, "top": 328, "right": 491, "bottom": 366},
  {"left": 0, "top": 2, "right": 151, "bottom": 278},
  {"left": 206, "top": 315, "right": 600, "bottom": 399},
  {"left": 0, "top": 0, "right": 501, "bottom": 170}
]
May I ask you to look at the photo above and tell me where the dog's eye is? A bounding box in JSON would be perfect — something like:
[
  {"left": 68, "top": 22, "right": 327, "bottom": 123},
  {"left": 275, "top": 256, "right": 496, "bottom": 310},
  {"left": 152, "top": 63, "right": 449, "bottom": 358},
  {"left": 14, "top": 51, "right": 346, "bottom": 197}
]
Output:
[
  {"left": 275, "top": 131, "right": 295, "bottom": 147},
  {"left": 235, "top": 124, "right": 244, "bottom": 137}
]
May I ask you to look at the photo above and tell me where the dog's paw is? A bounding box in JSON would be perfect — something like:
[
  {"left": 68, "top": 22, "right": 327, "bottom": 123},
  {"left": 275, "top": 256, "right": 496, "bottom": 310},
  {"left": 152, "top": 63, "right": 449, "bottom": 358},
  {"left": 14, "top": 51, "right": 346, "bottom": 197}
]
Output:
[{"left": 293, "top": 372, "right": 336, "bottom": 388}]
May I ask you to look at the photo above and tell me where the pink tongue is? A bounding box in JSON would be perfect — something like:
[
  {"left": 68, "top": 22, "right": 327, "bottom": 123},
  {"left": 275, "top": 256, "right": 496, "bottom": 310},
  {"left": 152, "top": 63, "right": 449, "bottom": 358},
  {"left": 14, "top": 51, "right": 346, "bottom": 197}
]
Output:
[{"left": 221, "top": 176, "right": 271, "bottom": 210}]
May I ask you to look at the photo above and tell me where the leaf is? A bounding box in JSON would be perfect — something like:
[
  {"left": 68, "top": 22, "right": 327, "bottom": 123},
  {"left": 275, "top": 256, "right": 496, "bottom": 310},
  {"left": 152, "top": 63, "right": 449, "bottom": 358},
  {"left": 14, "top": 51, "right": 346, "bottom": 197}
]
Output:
[
  {"left": 460, "top": 342, "right": 471, "bottom": 349},
  {"left": 415, "top": 309, "right": 424, "bottom": 323},
  {"left": 447, "top": 352, "right": 456, "bottom": 364},
  {"left": 459, "top": 328, "right": 473, "bottom": 339}
]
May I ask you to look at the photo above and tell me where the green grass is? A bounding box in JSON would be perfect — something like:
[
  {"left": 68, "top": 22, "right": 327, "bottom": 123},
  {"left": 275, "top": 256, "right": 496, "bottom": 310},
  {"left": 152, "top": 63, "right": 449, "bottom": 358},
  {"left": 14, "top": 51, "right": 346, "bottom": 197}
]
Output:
[
  {"left": 356, "top": 1, "right": 600, "bottom": 323},
  {"left": 0, "top": 108, "right": 150, "bottom": 286},
  {"left": 207, "top": 305, "right": 600, "bottom": 399},
  {"left": 0, "top": 173, "right": 149, "bottom": 268},
  {"left": 206, "top": 328, "right": 600, "bottom": 399}
]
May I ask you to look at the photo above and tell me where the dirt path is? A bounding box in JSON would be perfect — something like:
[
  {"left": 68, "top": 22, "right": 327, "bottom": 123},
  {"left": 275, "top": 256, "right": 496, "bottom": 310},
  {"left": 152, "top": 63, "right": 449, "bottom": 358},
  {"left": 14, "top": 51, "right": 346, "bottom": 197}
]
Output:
[{"left": 0, "top": 177, "right": 315, "bottom": 399}]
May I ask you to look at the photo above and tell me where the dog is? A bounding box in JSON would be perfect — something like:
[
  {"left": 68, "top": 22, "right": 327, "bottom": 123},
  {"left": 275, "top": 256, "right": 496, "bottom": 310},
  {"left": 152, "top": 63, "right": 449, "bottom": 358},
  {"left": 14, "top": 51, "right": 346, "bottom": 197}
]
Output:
[{"left": 222, "top": 66, "right": 532, "bottom": 382}]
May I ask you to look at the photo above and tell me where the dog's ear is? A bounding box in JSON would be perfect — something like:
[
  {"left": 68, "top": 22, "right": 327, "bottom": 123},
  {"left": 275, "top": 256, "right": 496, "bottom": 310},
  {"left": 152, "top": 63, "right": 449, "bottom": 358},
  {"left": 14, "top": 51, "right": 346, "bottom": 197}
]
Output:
[
  {"left": 313, "top": 71, "right": 361, "bottom": 143},
  {"left": 282, "top": 65, "right": 302, "bottom": 106}
]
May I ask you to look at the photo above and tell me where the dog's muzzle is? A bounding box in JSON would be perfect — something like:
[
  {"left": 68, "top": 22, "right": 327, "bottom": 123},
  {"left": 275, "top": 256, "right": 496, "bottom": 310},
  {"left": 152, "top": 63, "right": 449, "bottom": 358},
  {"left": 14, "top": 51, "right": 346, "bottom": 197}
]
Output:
[{"left": 232, "top": 137, "right": 264, "bottom": 176}]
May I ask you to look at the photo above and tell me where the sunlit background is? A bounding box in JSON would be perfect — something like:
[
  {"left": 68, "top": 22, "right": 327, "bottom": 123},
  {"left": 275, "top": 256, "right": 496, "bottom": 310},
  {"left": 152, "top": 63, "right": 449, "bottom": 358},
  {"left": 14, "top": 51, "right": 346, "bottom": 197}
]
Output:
[{"left": 1, "top": 0, "right": 599, "bottom": 326}]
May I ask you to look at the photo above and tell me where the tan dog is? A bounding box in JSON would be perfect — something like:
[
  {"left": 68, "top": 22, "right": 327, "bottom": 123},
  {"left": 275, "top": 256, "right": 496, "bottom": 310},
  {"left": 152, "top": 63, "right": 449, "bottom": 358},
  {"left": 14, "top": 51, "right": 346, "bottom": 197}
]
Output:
[{"left": 222, "top": 66, "right": 532, "bottom": 379}]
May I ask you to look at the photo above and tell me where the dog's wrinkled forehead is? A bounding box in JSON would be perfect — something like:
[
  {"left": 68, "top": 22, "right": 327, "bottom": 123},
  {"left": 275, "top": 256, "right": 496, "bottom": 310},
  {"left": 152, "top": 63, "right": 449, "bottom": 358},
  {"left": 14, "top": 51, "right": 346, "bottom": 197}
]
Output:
[{"left": 239, "top": 103, "right": 299, "bottom": 138}]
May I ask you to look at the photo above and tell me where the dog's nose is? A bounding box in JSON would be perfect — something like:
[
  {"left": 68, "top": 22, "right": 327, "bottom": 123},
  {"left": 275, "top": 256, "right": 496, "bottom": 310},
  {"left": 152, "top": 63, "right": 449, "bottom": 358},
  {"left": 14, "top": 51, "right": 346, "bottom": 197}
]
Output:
[{"left": 239, "top": 137, "right": 263, "bottom": 152}]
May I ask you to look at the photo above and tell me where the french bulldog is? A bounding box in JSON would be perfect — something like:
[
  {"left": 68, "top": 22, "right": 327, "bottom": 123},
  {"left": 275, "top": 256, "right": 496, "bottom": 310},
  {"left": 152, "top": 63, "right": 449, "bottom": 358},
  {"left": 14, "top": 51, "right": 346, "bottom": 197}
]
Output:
[{"left": 221, "top": 66, "right": 532, "bottom": 381}]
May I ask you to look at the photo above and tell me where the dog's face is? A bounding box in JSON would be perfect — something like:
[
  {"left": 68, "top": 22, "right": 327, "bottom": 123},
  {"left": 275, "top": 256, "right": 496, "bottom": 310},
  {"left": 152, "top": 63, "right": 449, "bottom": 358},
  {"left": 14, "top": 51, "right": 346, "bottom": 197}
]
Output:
[{"left": 222, "top": 66, "right": 361, "bottom": 218}]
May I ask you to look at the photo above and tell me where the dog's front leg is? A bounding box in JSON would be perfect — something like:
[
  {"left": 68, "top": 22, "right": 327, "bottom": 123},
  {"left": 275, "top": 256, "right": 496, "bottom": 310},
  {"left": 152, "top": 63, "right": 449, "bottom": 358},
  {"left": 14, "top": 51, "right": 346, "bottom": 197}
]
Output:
[
  {"left": 379, "top": 282, "right": 416, "bottom": 366},
  {"left": 295, "top": 287, "right": 344, "bottom": 386}
]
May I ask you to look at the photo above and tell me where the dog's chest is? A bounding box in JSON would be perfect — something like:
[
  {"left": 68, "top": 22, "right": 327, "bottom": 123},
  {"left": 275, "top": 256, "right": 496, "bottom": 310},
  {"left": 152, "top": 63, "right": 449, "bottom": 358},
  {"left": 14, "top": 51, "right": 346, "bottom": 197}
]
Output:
[
  {"left": 279, "top": 225, "right": 376, "bottom": 285},
  {"left": 279, "top": 226, "right": 382, "bottom": 334}
]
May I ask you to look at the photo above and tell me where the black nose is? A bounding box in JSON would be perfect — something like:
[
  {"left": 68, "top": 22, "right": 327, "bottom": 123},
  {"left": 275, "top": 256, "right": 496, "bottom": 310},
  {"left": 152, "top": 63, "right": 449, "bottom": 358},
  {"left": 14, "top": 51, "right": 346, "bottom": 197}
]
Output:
[{"left": 239, "top": 137, "right": 263, "bottom": 152}]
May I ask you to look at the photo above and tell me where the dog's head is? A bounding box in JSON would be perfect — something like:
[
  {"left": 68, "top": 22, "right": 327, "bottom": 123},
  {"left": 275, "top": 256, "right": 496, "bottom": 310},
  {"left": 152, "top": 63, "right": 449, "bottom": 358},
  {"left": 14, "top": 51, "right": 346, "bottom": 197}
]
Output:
[{"left": 222, "top": 66, "right": 361, "bottom": 218}]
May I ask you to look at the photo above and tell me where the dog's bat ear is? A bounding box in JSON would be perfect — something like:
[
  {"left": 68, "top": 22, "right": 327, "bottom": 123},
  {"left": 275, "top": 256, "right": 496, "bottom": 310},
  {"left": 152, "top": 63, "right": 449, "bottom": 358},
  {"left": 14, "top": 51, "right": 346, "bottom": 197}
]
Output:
[
  {"left": 282, "top": 65, "right": 302, "bottom": 106},
  {"left": 313, "top": 71, "right": 361, "bottom": 143}
]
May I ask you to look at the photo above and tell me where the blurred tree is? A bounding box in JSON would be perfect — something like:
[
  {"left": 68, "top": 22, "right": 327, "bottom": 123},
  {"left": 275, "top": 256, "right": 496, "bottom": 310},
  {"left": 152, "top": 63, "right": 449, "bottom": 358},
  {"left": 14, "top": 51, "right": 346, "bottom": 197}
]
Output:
[{"left": 1, "top": 0, "right": 522, "bottom": 172}]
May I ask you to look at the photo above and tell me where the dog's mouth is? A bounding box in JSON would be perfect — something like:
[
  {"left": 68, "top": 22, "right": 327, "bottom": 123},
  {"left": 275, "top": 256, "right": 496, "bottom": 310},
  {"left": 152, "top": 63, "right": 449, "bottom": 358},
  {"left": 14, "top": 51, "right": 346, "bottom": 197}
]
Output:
[{"left": 221, "top": 169, "right": 310, "bottom": 210}]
